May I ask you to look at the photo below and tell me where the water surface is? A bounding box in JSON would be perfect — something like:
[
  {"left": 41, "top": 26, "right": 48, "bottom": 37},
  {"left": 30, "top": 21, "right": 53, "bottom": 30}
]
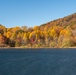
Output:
[{"left": 0, "top": 48, "right": 76, "bottom": 75}]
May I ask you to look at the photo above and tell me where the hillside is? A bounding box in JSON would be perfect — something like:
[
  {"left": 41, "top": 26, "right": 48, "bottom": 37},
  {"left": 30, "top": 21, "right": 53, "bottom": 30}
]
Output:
[
  {"left": 40, "top": 13, "right": 76, "bottom": 29},
  {"left": 0, "top": 13, "right": 76, "bottom": 48}
]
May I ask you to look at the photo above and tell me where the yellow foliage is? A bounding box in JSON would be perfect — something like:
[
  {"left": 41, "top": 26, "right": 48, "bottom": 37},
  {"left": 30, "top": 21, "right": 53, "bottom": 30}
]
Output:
[
  {"left": 10, "top": 32, "right": 17, "bottom": 40},
  {"left": 50, "top": 29, "right": 58, "bottom": 38},
  {"left": 60, "top": 29, "right": 72, "bottom": 37},
  {"left": 23, "top": 33, "right": 27, "bottom": 40},
  {"left": 29, "top": 31, "right": 35, "bottom": 39},
  {"left": 6, "top": 31, "right": 12, "bottom": 38},
  {"left": 12, "top": 26, "right": 21, "bottom": 32},
  {"left": 34, "top": 26, "right": 39, "bottom": 30},
  {"left": 17, "top": 32, "right": 22, "bottom": 38}
]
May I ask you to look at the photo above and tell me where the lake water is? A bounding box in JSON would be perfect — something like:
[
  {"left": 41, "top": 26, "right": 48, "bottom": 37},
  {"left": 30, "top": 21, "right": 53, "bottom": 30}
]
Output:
[{"left": 0, "top": 48, "right": 76, "bottom": 75}]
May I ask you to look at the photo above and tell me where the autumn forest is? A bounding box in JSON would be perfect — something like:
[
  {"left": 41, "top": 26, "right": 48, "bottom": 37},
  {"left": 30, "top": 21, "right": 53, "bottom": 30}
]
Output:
[{"left": 0, "top": 13, "right": 76, "bottom": 48}]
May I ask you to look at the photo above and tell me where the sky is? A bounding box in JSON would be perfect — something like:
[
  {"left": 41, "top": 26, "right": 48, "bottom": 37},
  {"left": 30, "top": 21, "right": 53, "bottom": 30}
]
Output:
[{"left": 0, "top": 0, "right": 76, "bottom": 28}]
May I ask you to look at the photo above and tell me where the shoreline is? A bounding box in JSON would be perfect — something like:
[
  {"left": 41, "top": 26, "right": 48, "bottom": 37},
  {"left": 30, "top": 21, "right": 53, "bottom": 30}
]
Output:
[{"left": 0, "top": 47, "right": 76, "bottom": 49}]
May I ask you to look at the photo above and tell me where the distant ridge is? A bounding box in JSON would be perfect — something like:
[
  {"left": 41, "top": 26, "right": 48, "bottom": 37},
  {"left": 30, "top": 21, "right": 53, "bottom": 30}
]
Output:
[{"left": 40, "top": 13, "right": 76, "bottom": 28}]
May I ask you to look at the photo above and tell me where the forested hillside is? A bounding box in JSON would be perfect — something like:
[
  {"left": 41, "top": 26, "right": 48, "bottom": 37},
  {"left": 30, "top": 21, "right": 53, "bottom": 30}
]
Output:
[{"left": 0, "top": 13, "right": 76, "bottom": 48}]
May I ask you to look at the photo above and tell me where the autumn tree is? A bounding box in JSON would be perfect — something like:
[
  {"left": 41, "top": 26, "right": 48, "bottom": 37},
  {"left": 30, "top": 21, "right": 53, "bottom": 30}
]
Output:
[{"left": 21, "top": 26, "right": 28, "bottom": 32}]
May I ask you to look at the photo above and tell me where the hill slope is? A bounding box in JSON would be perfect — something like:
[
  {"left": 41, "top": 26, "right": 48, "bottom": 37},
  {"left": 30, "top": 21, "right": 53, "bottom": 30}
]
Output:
[
  {"left": 0, "top": 13, "right": 76, "bottom": 48},
  {"left": 40, "top": 13, "right": 76, "bottom": 29}
]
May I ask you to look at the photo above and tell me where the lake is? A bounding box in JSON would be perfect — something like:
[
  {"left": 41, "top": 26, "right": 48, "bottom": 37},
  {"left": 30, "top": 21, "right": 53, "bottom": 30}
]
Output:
[{"left": 0, "top": 48, "right": 76, "bottom": 75}]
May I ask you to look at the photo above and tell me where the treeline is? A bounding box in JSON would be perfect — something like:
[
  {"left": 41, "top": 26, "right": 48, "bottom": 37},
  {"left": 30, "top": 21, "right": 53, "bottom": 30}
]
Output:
[{"left": 0, "top": 24, "right": 76, "bottom": 48}]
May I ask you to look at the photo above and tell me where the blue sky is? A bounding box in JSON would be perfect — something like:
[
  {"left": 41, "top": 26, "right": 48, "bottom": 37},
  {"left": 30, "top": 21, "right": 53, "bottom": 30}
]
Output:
[{"left": 0, "top": 0, "right": 76, "bottom": 28}]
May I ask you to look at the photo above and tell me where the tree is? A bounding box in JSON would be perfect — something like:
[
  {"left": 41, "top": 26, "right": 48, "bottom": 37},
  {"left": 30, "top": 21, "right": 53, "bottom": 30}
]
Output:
[
  {"left": 34, "top": 26, "right": 39, "bottom": 31},
  {"left": 6, "top": 31, "right": 12, "bottom": 38},
  {"left": 0, "top": 34, "right": 7, "bottom": 47},
  {"left": 21, "top": 26, "right": 28, "bottom": 32},
  {"left": 12, "top": 26, "right": 21, "bottom": 33},
  {"left": 60, "top": 29, "right": 73, "bottom": 37}
]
